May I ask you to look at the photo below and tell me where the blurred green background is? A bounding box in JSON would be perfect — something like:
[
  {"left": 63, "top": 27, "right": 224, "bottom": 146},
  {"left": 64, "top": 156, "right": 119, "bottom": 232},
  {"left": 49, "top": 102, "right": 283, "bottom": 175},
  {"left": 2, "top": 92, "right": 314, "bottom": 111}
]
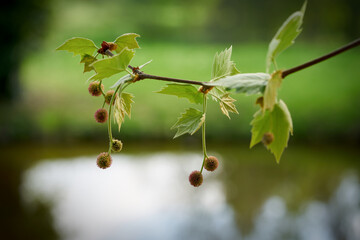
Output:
[
  {"left": 1, "top": 0, "right": 360, "bottom": 144},
  {"left": 1, "top": 0, "right": 360, "bottom": 239}
]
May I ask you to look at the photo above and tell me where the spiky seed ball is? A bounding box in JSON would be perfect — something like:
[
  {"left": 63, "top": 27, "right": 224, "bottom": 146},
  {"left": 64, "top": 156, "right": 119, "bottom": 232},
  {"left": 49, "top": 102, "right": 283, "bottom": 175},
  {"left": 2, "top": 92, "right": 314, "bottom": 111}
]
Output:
[
  {"left": 111, "top": 139, "right": 123, "bottom": 152},
  {"left": 105, "top": 90, "right": 117, "bottom": 105},
  {"left": 262, "top": 132, "right": 274, "bottom": 146},
  {"left": 189, "top": 170, "right": 203, "bottom": 187},
  {"left": 94, "top": 108, "right": 108, "bottom": 123},
  {"left": 96, "top": 152, "right": 112, "bottom": 169},
  {"left": 88, "top": 81, "right": 104, "bottom": 97},
  {"left": 204, "top": 156, "right": 219, "bottom": 172}
]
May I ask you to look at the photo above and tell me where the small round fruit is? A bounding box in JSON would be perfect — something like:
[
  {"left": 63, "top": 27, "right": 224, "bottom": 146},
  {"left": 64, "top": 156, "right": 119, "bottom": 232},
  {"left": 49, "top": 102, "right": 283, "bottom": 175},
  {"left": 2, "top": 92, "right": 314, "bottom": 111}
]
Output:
[
  {"left": 97, "top": 152, "right": 112, "bottom": 169},
  {"left": 94, "top": 108, "right": 108, "bottom": 123},
  {"left": 262, "top": 132, "right": 274, "bottom": 145},
  {"left": 189, "top": 170, "right": 203, "bottom": 187},
  {"left": 204, "top": 156, "right": 219, "bottom": 172},
  {"left": 88, "top": 81, "right": 104, "bottom": 97},
  {"left": 105, "top": 90, "right": 117, "bottom": 105},
  {"left": 111, "top": 139, "right": 123, "bottom": 152}
]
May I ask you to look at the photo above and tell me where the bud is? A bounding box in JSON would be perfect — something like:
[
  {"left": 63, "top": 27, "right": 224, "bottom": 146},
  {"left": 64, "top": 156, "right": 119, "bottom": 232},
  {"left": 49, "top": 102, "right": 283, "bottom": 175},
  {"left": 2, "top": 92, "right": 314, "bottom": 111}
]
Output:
[
  {"left": 101, "top": 41, "right": 110, "bottom": 51},
  {"left": 198, "top": 86, "right": 214, "bottom": 94},
  {"left": 96, "top": 152, "right": 112, "bottom": 169},
  {"left": 109, "top": 42, "right": 118, "bottom": 51},
  {"left": 204, "top": 156, "right": 219, "bottom": 172},
  {"left": 189, "top": 170, "right": 203, "bottom": 187},
  {"left": 111, "top": 139, "right": 123, "bottom": 152},
  {"left": 256, "top": 96, "right": 264, "bottom": 109},
  {"left": 97, "top": 41, "right": 117, "bottom": 55},
  {"left": 105, "top": 90, "right": 117, "bottom": 105},
  {"left": 262, "top": 132, "right": 274, "bottom": 145},
  {"left": 94, "top": 108, "right": 108, "bottom": 123},
  {"left": 88, "top": 81, "right": 104, "bottom": 97}
]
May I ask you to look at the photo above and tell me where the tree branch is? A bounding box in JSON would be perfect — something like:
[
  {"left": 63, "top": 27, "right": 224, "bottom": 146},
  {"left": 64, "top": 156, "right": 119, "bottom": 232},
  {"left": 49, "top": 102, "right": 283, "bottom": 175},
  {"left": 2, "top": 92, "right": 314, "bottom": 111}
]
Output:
[
  {"left": 126, "top": 38, "right": 359, "bottom": 86},
  {"left": 282, "top": 38, "right": 360, "bottom": 78},
  {"left": 128, "top": 65, "right": 211, "bottom": 87}
]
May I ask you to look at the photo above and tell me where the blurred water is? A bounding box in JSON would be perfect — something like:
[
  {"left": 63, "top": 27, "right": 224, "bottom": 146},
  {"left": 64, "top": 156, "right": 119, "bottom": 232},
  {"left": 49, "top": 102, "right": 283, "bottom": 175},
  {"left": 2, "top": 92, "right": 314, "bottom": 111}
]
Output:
[{"left": 21, "top": 152, "right": 360, "bottom": 240}]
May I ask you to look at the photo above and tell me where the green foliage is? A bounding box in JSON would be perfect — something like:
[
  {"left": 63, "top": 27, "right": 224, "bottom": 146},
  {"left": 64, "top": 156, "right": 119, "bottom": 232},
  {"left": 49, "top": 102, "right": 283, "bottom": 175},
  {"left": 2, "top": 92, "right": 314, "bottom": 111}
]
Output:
[
  {"left": 80, "top": 54, "right": 97, "bottom": 73},
  {"left": 264, "top": 70, "right": 283, "bottom": 110},
  {"left": 56, "top": 37, "right": 98, "bottom": 56},
  {"left": 114, "top": 92, "right": 135, "bottom": 131},
  {"left": 156, "top": 84, "right": 203, "bottom": 104},
  {"left": 114, "top": 33, "right": 140, "bottom": 53},
  {"left": 266, "top": 1, "right": 306, "bottom": 72},
  {"left": 171, "top": 108, "right": 205, "bottom": 138},
  {"left": 55, "top": 3, "right": 352, "bottom": 174},
  {"left": 90, "top": 48, "right": 135, "bottom": 81},
  {"left": 250, "top": 100, "right": 293, "bottom": 163},
  {"left": 211, "top": 46, "right": 240, "bottom": 80},
  {"left": 215, "top": 73, "right": 270, "bottom": 94}
]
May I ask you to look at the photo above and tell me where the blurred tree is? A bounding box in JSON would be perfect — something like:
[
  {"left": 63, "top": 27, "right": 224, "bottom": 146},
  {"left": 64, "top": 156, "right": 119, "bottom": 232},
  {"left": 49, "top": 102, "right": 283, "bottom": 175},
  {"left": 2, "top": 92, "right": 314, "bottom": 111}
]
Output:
[{"left": 0, "top": 0, "right": 52, "bottom": 102}]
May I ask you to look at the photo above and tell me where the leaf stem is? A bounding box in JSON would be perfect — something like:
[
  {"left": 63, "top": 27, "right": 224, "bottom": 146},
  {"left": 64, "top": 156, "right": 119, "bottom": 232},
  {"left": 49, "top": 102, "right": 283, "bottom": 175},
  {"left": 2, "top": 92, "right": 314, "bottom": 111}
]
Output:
[
  {"left": 107, "top": 84, "right": 122, "bottom": 153},
  {"left": 282, "top": 38, "right": 360, "bottom": 78},
  {"left": 200, "top": 94, "right": 208, "bottom": 174},
  {"left": 99, "top": 80, "right": 106, "bottom": 97}
]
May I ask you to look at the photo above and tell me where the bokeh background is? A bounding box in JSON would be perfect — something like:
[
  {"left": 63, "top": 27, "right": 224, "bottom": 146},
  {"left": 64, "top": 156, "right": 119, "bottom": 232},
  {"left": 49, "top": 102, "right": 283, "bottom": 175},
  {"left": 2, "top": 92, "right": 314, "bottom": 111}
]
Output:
[{"left": 1, "top": 0, "right": 360, "bottom": 239}]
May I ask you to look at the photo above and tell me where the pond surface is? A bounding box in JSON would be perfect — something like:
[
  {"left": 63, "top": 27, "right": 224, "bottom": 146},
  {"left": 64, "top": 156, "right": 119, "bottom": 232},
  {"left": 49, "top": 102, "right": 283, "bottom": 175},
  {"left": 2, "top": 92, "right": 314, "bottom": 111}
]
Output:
[{"left": 3, "top": 143, "right": 360, "bottom": 240}]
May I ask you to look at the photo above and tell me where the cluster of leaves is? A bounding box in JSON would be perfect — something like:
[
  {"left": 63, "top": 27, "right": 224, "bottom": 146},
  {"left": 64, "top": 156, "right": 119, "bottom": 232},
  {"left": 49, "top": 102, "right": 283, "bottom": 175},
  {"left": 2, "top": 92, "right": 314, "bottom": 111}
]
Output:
[
  {"left": 56, "top": 1, "right": 307, "bottom": 184},
  {"left": 158, "top": 1, "right": 306, "bottom": 162}
]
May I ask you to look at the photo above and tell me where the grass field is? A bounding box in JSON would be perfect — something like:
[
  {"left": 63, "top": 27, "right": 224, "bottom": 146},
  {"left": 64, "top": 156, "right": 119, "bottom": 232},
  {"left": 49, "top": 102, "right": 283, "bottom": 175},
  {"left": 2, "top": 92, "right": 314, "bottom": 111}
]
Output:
[{"left": 17, "top": 40, "right": 360, "bottom": 142}]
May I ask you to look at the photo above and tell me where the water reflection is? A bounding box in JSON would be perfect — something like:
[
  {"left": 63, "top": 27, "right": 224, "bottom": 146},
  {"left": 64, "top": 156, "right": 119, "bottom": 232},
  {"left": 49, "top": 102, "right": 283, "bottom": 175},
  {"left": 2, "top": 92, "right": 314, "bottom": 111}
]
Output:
[
  {"left": 21, "top": 153, "right": 360, "bottom": 240},
  {"left": 245, "top": 174, "right": 360, "bottom": 240},
  {"left": 21, "top": 153, "right": 240, "bottom": 240}
]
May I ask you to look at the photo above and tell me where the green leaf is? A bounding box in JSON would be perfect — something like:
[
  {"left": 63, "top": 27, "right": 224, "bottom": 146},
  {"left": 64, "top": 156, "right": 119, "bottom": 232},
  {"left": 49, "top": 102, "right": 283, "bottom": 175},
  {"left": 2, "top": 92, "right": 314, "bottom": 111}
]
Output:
[
  {"left": 111, "top": 60, "right": 152, "bottom": 89},
  {"left": 211, "top": 46, "right": 240, "bottom": 80},
  {"left": 56, "top": 37, "right": 98, "bottom": 56},
  {"left": 250, "top": 100, "right": 293, "bottom": 163},
  {"left": 171, "top": 108, "right": 205, "bottom": 138},
  {"left": 219, "top": 93, "right": 239, "bottom": 119},
  {"left": 90, "top": 48, "right": 135, "bottom": 81},
  {"left": 266, "top": 1, "right": 307, "bottom": 72},
  {"left": 80, "top": 54, "right": 97, "bottom": 73},
  {"left": 114, "top": 92, "right": 135, "bottom": 131},
  {"left": 114, "top": 33, "right": 140, "bottom": 53},
  {"left": 214, "top": 73, "right": 270, "bottom": 94},
  {"left": 250, "top": 110, "right": 272, "bottom": 148},
  {"left": 156, "top": 84, "right": 203, "bottom": 104},
  {"left": 264, "top": 70, "right": 283, "bottom": 110}
]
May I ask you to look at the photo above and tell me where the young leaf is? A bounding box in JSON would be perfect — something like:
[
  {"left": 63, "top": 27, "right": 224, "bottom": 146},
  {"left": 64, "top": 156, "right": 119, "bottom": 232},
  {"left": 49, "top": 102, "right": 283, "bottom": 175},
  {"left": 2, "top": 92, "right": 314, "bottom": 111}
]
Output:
[
  {"left": 219, "top": 93, "right": 239, "bottom": 119},
  {"left": 114, "top": 33, "right": 140, "bottom": 53},
  {"left": 56, "top": 37, "right": 98, "bottom": 56},
  {"left": 171, "top": 108, "right": 205, "bottom": 138},
  {"left": 210, "top": 87, "right": 226, "bottom": 102},
  {"left": 266, "top": 1, "right": 307, "bottom": 72},
  {"left": 214, "top": 73, "right": 270, "bottom": 94},
  {"left": 90, "top": 48, "right": 135, "bottom": 81},
  {"left": 250, "top": 100, "right": 293, "bottom": 163},
  {"left": 80, "top": 54, "right": 97, "bottom": 73},
  {"left": 114, "top": 92, "right": 135, "bottom": 131},
  {"left": 211, "top": 46, "right": 240, "bottom": 80},
  {"left": 156, "top": 84, "right": 203, "bottom": 104},
  {"left": 264, "top": 70, "right": 283, "bottom": 110}
]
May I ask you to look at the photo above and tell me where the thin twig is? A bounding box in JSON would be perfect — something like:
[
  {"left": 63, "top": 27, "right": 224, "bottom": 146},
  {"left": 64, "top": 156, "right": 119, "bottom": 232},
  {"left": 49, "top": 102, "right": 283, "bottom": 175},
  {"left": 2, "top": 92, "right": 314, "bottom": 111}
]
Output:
[
  {"left": 282, "top": 38, "right": 360, "bottom": 78},
  {"left": 128, "top": 65, "right": 211, "bottom": 87},
  {"left": 127, "top": 38, "right": 359, "bottom": 85}
]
